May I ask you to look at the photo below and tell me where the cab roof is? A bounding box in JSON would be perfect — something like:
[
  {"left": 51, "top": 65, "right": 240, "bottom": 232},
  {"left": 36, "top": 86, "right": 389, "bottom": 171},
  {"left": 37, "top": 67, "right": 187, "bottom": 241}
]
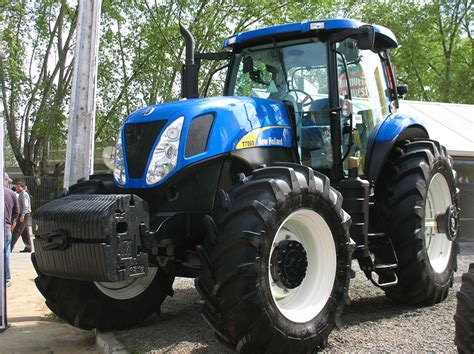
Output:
[{"left": 223, "top": 19, "right": 398, "bottom": 50}]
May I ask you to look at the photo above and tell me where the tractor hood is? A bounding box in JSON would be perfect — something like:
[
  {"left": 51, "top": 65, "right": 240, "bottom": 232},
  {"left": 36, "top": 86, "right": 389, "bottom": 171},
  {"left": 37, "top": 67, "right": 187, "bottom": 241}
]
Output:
[{"left": 116, "top": 96, "right": 293, "bottom": 188}]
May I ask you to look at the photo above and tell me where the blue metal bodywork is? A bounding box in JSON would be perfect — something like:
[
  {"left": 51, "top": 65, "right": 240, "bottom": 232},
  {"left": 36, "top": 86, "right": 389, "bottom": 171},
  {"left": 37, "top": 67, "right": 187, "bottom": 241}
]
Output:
[
  {"left": 120, "top": 97, "right": 292, "bottom": 188},
  {"left": 224, "top": 19, "right": 397, "bottom": 49},
  {"left": 374, "top": 113, "right": 428, "bottom": 142},
  {"left": 118, "top": 19, "right": 424, "bottom": 190},
  {"left": 364, "top": 113, "right": 429, "bottom": 183}
]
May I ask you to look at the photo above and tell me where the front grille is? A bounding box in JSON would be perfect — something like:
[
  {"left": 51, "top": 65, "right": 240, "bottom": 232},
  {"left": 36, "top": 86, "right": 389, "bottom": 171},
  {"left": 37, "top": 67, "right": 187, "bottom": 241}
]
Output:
[{"left": 124, "top": 120, "right": 167, "bottom": 178}]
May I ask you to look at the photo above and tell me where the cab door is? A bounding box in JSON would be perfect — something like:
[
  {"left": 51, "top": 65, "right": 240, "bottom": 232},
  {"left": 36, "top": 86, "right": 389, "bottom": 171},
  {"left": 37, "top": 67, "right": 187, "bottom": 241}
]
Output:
[{"left": 336, "top": 38, "right": 393, "bottom": 176}]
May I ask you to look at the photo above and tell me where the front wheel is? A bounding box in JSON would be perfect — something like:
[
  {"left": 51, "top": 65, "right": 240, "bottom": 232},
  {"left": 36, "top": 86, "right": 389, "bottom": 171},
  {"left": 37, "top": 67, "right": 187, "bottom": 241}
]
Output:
[
  {"left": 33, "top": 257, "right": 174, "bottom": 330},
  {"left": 196, "top": 164, "right": 353, "bottom": 352},
  {"left": 33, "top": 175, "right": 175, "bottom": 330}
]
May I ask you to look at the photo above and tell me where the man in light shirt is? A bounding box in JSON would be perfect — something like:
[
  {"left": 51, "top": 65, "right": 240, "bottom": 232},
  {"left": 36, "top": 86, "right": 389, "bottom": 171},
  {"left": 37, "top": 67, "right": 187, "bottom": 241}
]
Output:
[{"left": 12, "top": 181, "right": 32, "bottom": 253}]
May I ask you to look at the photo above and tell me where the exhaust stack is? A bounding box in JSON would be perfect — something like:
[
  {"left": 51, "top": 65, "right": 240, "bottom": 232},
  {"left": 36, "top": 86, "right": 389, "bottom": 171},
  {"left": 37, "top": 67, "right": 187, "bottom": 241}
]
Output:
[{"left": 180, "top": 24, "right": 199, "bottom": 99}]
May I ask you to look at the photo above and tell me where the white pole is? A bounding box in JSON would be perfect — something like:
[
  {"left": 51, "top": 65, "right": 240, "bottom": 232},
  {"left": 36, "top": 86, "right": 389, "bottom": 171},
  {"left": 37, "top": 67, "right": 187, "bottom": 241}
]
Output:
[{"left": 64, "top": 0, "right": 102, "bottom": 188}]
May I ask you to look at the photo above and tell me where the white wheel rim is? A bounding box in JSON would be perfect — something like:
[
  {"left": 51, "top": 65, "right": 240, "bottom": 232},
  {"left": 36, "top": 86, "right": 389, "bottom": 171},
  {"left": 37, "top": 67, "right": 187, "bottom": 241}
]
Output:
[
  {"left": 94, "top": 268, "right": 157, "bottom": 300},
  {"left": 425, "top": 173, "right": 453, "bottom": 273},
  {"left": 268, "top": 209, "right": 336, "bottom": 323}
]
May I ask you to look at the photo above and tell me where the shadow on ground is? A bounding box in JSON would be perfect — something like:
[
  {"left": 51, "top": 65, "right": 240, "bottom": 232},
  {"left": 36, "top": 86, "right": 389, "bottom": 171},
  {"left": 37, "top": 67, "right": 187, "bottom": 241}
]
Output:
[{"left": 341, "top": 295, "right": 418, "bottom": 327}]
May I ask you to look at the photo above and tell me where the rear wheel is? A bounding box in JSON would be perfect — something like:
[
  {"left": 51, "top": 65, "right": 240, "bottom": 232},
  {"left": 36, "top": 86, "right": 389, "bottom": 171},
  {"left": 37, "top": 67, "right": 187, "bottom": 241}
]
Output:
[
  {"left": 32, "top": 175, "right": 174, "bottom": 330},
  {"left": 377, "top": 140, "right": 459, "bottom": 304},
  {"left": 454, "top": 264, "right": 474, "bottom": 354},
  {"left": 196, "top": 164, "right": 352, "bottom": 352}
]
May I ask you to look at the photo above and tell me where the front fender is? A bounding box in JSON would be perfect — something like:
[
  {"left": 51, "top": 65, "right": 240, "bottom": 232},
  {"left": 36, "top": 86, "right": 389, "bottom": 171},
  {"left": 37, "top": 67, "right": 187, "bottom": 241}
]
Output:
[{"left": 364, "top": 113, "right": 429, "bottom": 183}]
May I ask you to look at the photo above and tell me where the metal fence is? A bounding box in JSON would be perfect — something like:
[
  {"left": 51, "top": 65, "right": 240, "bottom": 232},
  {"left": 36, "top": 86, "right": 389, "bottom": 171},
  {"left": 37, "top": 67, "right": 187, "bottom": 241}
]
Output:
[{"left": 21, "top": 176, "right": 63, "bottom": 213}]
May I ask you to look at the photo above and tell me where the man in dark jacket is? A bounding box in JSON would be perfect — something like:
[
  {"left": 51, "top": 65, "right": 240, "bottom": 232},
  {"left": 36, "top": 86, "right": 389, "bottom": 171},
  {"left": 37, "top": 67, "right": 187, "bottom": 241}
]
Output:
[
  {"left": 11, "top": 181, "right": 32, "bottom": 253},
  {"left": 4, "top": 173, "right": 19, "bottom": 286}
]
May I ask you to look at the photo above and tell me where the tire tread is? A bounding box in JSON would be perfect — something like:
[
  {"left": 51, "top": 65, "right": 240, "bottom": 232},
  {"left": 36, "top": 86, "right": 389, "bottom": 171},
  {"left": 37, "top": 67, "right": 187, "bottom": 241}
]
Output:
[
  {"left": 376, "top": 138, "right": 458, "bottom": 305},
  {"left": 197, "top": 163, "right": 352, "bottom": 352}
]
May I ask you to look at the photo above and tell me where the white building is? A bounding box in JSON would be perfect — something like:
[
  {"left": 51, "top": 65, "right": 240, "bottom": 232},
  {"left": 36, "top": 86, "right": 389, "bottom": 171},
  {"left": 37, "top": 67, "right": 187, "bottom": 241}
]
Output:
[{"left": 399, "top": 101, "right": 474, "bottom": 240}]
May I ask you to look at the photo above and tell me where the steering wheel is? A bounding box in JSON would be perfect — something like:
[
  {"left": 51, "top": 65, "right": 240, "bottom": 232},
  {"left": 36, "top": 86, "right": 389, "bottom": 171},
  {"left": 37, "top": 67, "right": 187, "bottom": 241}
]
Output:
[{"left": 288, "top": 88, "right": 314, "bottom": 107}]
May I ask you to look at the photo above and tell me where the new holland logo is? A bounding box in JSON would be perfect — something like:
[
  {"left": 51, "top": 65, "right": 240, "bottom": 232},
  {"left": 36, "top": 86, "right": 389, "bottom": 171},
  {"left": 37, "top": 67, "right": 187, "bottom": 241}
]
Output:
[
  {"left": 236, "top": 126, "right": 289, "bottom": 149},
  {"left": 143, "top": 107, "right": 155, "bottom": 116}
]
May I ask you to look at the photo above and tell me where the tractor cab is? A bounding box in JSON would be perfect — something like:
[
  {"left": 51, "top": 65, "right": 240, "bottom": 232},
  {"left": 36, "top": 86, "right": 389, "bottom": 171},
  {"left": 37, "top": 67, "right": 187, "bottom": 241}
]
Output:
[
  {"left": 184, "top": 19, "right": 401, "bottom": 181},
  {"left": 223, "top": 20, "right": 400, "bottom": 180}
]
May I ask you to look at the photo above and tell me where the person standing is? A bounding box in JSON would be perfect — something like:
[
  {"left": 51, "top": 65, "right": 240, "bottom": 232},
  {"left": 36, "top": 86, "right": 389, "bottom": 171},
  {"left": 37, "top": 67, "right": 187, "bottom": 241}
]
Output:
[
  {"left": 3, "top": 173, "right": 19, "bottom": 286},
  {"left": 11, "top": 181, "right": 32, "bottom": 253}
]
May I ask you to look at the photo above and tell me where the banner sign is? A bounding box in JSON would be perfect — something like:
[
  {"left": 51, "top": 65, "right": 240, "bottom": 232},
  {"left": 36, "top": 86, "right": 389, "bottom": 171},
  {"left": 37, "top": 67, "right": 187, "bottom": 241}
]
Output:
[{"left": 338, "top": 66, "right": 369, "bottom": 99}]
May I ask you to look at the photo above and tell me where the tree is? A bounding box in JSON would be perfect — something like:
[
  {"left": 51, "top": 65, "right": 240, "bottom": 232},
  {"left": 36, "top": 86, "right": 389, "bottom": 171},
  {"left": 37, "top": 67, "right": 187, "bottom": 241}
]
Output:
[
  {"left": 2, "top": 0, "right": 341, "bottom": 175},
  {"left": 0, "top": 0, "right": 77, "bottom": 176},
  {"left": 94, "top": 0, "right": 349, "bottom": 144},
  {"left": 358, "top": 0, "right": 473, "bottom": 104},
  {"left": 1, "top": 0, "right": 471, "bottom": 177}
]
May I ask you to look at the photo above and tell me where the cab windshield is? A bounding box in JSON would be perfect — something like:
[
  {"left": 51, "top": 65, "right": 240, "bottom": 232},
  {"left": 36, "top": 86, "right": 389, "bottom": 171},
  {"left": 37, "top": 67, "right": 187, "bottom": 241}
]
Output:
[{"left": 226, "top": 39, "right": 333, "bottom": 170}]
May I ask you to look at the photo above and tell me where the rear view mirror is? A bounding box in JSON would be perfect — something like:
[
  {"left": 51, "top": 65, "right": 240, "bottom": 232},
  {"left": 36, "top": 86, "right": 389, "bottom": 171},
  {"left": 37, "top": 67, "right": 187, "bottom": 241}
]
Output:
[
  {"left": 329, "top": 25, "right": 375, "bottom": 51},
  {"left": 337, "top": 40, "right": 359, "bottom": 63},
  {"left": 243, "top": 56, "right": 253, "bottom": 74},
  {"left": 357, "top": 25, "right": 375, "bottom": 50},
  {"left": 397, "top": 84, "right": 408, "bottom": 97}
]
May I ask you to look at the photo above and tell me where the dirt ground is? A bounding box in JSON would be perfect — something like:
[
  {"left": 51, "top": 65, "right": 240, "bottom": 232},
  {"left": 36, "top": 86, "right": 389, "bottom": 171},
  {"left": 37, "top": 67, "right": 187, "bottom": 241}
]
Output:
[
  {"left": 113, "top": 241, "right": 474, "bottom": 353},
  {"left": 0, "top": 239, "right": 99, "bottom": 353},
  {"left": 2, "top": 238, "right": 472, "bottom": 353}
]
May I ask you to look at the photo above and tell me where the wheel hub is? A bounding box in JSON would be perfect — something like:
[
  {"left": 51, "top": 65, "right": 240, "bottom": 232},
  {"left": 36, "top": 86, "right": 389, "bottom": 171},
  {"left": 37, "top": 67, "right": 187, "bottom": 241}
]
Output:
[
  {"left": 434, "top": 205, "right": 458, "bottom": 241},
  {"left": 270, "top": 240, "right": 308, "bottom": 289},
  {"left": 268, "top": 209, "right": 337, "bottom": 323}
]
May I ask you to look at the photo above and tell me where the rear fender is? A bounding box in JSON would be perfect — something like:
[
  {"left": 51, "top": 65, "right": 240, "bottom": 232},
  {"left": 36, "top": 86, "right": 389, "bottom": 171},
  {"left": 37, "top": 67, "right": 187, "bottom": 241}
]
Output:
[{"left": 364, "top": 113, "right": 429, "bottom": 184}]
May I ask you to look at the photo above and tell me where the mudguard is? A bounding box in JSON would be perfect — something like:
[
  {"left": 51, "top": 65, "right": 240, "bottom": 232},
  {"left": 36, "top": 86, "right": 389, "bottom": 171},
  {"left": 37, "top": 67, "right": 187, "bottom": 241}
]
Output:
[{"left": 364, "top": 113, "right": 429, "bottom": 184}]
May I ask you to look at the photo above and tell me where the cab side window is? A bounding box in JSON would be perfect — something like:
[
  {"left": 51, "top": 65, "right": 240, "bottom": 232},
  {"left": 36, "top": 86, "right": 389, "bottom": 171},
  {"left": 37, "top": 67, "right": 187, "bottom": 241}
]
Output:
[{"left": 337, "top": 38, "right": 391, "bottom": 174}]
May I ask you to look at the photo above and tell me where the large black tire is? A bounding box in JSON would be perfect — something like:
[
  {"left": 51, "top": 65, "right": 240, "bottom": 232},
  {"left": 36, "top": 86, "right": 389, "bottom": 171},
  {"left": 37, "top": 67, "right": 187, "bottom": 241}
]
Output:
[
  {"left": 33, "top": 175, "right": 174, "bottom": 330},
  {"left": 377, "top": 139, "right": 459, "bottom": 305},
  {"left": 455, "top": 263, "right": 474, "bottom": 354},
  {"left": 34, "top": 257, "right": 174, "bottom": 330},
  {"left": 196, "top": 164, "right": 352, "bottom": 352}
]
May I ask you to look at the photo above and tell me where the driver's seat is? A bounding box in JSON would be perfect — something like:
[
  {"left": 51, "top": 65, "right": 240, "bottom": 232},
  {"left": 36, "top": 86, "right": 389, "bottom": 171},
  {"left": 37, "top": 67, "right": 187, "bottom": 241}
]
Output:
[{"left": 303, "top": 98, "right": 330, "bottom": 126}]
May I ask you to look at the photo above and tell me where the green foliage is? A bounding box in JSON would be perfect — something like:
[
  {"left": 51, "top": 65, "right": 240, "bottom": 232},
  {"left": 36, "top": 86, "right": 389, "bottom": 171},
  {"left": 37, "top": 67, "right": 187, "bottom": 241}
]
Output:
[
  {"left": 94, "top": 0, "right": 341, "bottom": 143},
  {"left": 1, "top": 0, "right": 76, "bottom": 176},
  {"left": 1, "top": 0, "right": 472, "bottom": 176},
  {"left": 358, "top": 0, "right": 473, "bottom": 104}
]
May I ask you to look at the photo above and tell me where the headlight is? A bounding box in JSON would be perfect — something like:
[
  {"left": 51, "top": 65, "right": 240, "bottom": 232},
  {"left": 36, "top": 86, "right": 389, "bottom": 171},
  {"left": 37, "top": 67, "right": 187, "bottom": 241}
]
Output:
[
  {"left": 114, "top": 130, "right": 126, "bottom": 185},
  {"left": 146, "top": 117, "right": 184, "bottom": 185}
]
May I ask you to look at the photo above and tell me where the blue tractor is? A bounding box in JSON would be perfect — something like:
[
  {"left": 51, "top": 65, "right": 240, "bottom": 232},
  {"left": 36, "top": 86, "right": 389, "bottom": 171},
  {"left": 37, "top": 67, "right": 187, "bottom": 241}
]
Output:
[{"left": 33, "top": 19, "right": 459, "bottom": 352}]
